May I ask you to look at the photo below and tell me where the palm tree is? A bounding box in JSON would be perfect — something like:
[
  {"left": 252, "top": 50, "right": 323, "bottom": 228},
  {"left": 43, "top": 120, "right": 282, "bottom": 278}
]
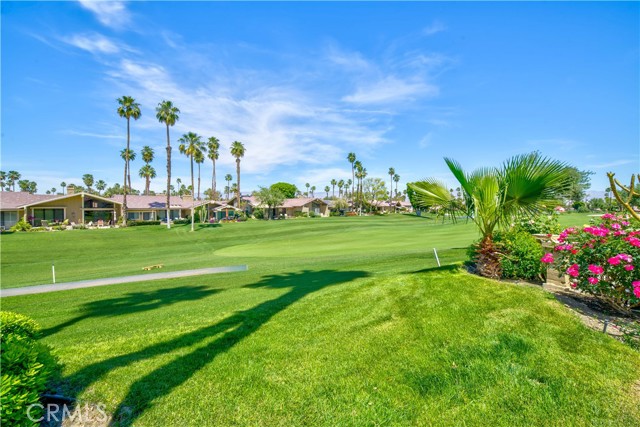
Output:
[
  {"left": 324, "top": 186, "right": 330, "bottom": 198},
  {"left": 178, "top": 132, "right": 205, "bottom": 231},
  {"left": 393, "top": 174, "right": 400, "bottom": 201},
  {"left": 96, "top": 180, "right": 107, "bottom": 195},
  {"left": 354, "top": 161, "right": 363, "bottom": 208},
  {"left": 330, "top": 179, "right": 337, "bottom": 198},
  {"left": 345, "top": 179, "right": 352, "bottom": 199},
  {"left": 338, "top": 179, "right": 344, "bottom": 197},
  {"left": 139, "top": 165, "right": 157, "bottom": 195},
  {"left": 117, "top": 96, "right": 141, "bottom": 225},
  {"left": 388, "top": 167, "right": 395, "bottom": 206},
  {"left": 141, "top": 146, "right": 154, "bottom": 164},
  {"left": 0, "top": 171, "right": 5, "bottom": 191},
  {"left": 8, "top": 171, "right": 20, "bottom": 191},
  {"left": 225, "top": 174, "right": 233, "bottom": 199},
  {"left": 207, "top": 137, "right": 220, "bottom": 200},
  {"left": 347, "top": 152, "right": 356, "bottom": 200},
  {"left": 156, "top": 100, "right": 180, "bottom": 228},
  {"left": 305, "top": 183, "right": 310, "bottom": 197},
  {"left": 176, "top": 178, "right": 182, "bottom": 194},
  {"left": 230, "top": 141, "right": 246, "bottom": 210},
  {"left": 409, "top": 152, "right": 571, "bottom": 278},
  {"left": 194, "top": 149, "right": 206, "bottom": 200},
  {"left": 120, "top": 149, "right": 137, "bottom": 191},
  {"left": 60, "top": 181, "right": 66, "bottom": 195},
  {"left": 83, "top": 174, "right": 94, "bottom": 193},
  {"left": 310, "top": 186, "right": 316, "bottom": 197}
]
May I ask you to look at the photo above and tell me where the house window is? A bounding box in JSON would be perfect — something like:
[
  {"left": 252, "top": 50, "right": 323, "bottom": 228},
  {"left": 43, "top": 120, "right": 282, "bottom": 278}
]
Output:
[
  {"left": 33, "top": 208, "right": 64, "bottom": 224},
  {"left": 0, "top": 211, "right": 18, "bottom": 228},
  {"left": 127, "top": 212, "right": 141, "bottom": 220}
]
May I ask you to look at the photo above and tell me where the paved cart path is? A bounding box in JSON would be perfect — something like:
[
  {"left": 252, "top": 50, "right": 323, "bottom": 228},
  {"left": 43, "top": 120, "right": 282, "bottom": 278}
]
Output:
[{"left": 0, "top": 265, "right": 248, "bottom": 297}]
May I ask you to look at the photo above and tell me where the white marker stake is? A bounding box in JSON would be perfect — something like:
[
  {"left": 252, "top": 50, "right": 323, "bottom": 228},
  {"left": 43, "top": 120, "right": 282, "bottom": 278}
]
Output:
[
  {"left": 52, "top": 263, "right": 56, "bottom": 284},
  {"left": 433, "top": 248, "right": 441, "bottom": 267}
]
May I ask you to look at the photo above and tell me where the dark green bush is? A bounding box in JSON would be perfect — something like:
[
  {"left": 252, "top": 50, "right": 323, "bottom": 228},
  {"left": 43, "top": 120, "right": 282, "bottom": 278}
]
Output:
[
  {"left": 1, "top": 311, "right": 59, "bottom": 426},
  {"left": 308, "top": 211, "right": 318, "bottom": 218},
  {"left": 172, "top": 219, "right": 190, "bottom": 225},
  {"left": 293, "top": 211, "right": 308, "bottom": 218},
  {"left": 253, "top": 208, "right": 265, "bottom": 220},
  {"left": 127, "top": 220, "right": 161, "bottom": 226},
  {"left": 494, "top": 230, "right": 545, "bottom": 281}
]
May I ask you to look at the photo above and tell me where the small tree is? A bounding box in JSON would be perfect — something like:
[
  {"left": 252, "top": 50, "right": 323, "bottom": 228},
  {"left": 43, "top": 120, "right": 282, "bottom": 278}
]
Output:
[{"left": 254, "top": 187, "right": 285, "bottom": 220}]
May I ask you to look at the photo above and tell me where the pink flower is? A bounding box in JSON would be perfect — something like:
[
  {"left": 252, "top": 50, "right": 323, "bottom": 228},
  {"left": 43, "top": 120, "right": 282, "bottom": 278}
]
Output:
[
  {"left": 602, "top": 213, "right": 615, "bottom": 219},
  {"left": 541, "top": 253, "right": 554, "bottom": 263},
  {"left": 624, "top": 264, "right": 634, "bottom": 271},
  {"left": 633, "top": 282, "right": 640, "bottom": 298},
  {"left": 617, "top": 253, "right": 633, "bottom": 263},
  {"left": 611, "top": 223, "right": 621, "bottom": 230},
  {"left": 588, "top": 264, "right": 604, "bottom": 275},
  {"left": 570, "top": 282, "right": 578, "bottom": 289},
  {"left": 567, "top": 264, "right": 580, "bottom": 277},
  {"left": 608, "top": 257, "right": 621, "bottom": 266},
  {"left": 588, "top": 277, "right": 599, "bottom": 285}
]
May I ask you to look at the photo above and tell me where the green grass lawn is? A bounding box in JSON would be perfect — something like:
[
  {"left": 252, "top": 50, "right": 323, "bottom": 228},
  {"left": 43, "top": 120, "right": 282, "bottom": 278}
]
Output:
[{"left": 4, "top": 213, "right": 636, "bottom": 426}]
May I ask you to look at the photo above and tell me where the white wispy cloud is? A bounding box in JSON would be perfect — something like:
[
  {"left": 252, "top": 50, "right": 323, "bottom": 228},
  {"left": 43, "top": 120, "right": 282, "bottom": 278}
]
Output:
[
  {"left": 587, "top": 159, "right": 636, "bottom": 169},
  {"left": 423, "top": 21, "right": 447, "bottom": 36},
  {"left": 343, "top": 76, "right": 438, "bottom": 104},
  {"left": 419, "top": 132, "right": 434, "bottom": 149},
  {"left": 78, "top": 0, "right": 131, "bottom": 29},
  {"left": 61, "top": 33, "right": 121, "bottom": 54},
  {"left": 103, "top": 58, "right": 389, "bottom": 176}
]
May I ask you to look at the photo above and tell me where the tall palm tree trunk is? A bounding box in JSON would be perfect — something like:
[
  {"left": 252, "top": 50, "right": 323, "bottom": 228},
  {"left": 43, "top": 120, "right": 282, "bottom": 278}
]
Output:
[
  {"left": 165, "top": 125, "right": 171, "bottom": 229},
  {"left": 123, "top": 118, "right": 129, "bottom": 225},
  {"left": 351, "top": 164, "right": 355, "bottom": 202},
  {"left": 197, "top": 163, "right": 201, "bottom": 201},
  {"left": 190, "top": 156, "right": 195, "bottom": 232},
  {"left": 236, "top": 159, "right": 241, "bottom": 214},
  {"left": 211, "top": 160, "right": 216, "bottom": 200}
]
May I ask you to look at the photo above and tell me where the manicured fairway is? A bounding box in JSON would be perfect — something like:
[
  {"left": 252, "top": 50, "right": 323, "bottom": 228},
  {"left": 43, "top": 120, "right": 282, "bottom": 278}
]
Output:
[{"left": 4, "top": 213, "right": 636, "bottom": 427}]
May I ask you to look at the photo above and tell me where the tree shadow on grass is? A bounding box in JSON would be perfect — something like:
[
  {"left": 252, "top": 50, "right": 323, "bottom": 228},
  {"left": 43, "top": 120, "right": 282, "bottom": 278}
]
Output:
[
  {"left": 41, "top": 286, "right": 220, "bottom": 338},
  {"left": 61, "top": 269, "right": 368, "bottom": 426}
]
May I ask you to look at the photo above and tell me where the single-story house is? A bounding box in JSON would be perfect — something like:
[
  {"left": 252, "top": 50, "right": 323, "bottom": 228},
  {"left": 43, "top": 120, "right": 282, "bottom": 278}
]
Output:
[
  {"left": 231, "top": 196, "right": 330, "bottom": 218},
  {"left": 0, "top": 191, "right": 121, "bottom": 227},
  {"left": 0, "top": 189, "right": 233, "bottom": 227}
]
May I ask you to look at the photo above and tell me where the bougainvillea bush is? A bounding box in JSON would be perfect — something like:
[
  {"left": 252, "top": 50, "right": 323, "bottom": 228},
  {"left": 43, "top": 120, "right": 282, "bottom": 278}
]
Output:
[{"left": 541, "top": 214, "right": 640, "bottom": 311}]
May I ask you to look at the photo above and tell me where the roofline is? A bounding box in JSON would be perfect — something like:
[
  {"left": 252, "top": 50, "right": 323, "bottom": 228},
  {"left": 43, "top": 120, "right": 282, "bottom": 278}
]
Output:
[{"left": 20, "top": 192, "right": 123, "bottom": 209}]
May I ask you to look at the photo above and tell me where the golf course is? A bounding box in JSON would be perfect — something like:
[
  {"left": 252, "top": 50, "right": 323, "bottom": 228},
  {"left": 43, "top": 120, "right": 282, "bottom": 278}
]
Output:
[{"left": 2, "top": 214, "right": 639, "bottom": 426}]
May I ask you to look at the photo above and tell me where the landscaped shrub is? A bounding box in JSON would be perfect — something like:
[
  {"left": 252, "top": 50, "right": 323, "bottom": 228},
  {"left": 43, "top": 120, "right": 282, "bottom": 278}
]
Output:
[
  {"left": 10, "top": 219, "right": 31, "bottom": 232},
  {"left": 172, "top": 219, "right": 190, "bottom": 225},
  {"left": 253, "top": 208, "right": 265, "bottom": 220},
  {"left": 494, "top": 230, "right": 545, "bottom": 281},
  {"left": 293, "top": 211, "right": 308, "bottom": 218},
  {"left": 127, "top": 220, "right": 161, "bottom": 226},
  {"left": 542, "top": 213, "right": 640, "bottom": 311},
  {"left": 514, "top": 212, "right": 561, "bottom": 235},
  {"left": 308, "top": 211, "right": 318, "bottom": 218},
  {"left": 1, "top": 311, "right": 59, "bottom": 426}
]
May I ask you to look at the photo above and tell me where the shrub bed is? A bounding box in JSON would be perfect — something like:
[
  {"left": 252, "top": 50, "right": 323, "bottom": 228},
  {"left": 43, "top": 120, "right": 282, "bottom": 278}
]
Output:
[
  {"left": 1, "top": 311, "right": 59, "bottom": 426},
  {"left": 542, "top": 214, "right": 640, "bottom": 311},
  {"left": 494, "top": 229, "right": 545, "bottom": 281},
  {"left": 127, "top": 220, "right": 162, "bottom": 226}
]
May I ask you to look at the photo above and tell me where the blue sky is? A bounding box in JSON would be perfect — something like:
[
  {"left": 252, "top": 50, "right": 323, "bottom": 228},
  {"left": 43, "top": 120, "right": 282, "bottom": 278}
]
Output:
[{"left": 2, "top": 1, "right": 638, "bottom": 196}]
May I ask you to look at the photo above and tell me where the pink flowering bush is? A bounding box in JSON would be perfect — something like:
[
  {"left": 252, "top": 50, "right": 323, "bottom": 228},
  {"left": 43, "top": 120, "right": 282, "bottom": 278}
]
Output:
[{"left": 542, "top": 213, "right": 640, "bottom": 311}]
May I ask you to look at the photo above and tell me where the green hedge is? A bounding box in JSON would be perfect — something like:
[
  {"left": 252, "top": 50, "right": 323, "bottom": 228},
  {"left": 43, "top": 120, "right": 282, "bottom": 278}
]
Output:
[
  {"left": 494, "top": 230, "right": 545, "bottom": 281},
  {"left": 127, "top": 220, "right": 162, "bottom": 226},
  {"left": 1, "top": 311, "right": 59, "bottom": 426}
]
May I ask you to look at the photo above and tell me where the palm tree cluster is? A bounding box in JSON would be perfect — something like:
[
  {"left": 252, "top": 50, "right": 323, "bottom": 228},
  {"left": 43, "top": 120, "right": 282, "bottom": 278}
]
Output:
[{"left": 116, "top": 96, "right": 246, "bottom": 230}]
